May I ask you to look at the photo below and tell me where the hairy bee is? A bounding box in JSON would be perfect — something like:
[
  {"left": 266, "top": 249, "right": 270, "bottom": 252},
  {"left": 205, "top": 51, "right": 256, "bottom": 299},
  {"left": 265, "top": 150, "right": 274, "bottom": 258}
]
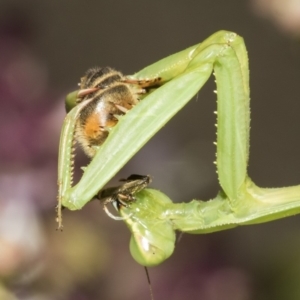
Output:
[{"left": 75, "top": 67, "right": 161, "bottom": 157}]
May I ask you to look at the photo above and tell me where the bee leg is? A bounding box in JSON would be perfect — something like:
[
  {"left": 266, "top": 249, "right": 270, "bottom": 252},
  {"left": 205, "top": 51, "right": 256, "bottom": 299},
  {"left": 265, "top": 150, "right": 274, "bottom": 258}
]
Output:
[
  {"left": 136, "top": 89, "right": 147, "bottom": 95},
  {"left": 114, "top": 104, "right": 129, "bottom": 114},
  {"left": 103, "top": 204, "right": 132, "bottom": 220},
  {"left": 118, "top": 193, "right": 136, "bottom": 207},
  {"left": 122, "top": 77, "right": 162, "bottom": 88},
  {"left": 77, "top": 87, "right": 100, "bottom": 98},
  {"left": 102, "top": 197, "right": 133, "bottom": 221}
]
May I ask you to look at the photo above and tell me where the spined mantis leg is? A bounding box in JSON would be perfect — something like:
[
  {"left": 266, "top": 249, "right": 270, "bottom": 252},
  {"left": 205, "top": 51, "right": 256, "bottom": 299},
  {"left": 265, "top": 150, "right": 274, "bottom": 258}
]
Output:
[{"left": 58, "top": 31, "right": 300, "bottom": 266}]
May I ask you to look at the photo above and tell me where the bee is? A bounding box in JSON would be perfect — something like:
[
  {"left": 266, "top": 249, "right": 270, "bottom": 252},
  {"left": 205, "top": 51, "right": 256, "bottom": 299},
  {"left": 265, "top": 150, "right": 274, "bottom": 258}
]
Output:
[{"left": 75, "top": 67, "right": 161, "bottom": 157}]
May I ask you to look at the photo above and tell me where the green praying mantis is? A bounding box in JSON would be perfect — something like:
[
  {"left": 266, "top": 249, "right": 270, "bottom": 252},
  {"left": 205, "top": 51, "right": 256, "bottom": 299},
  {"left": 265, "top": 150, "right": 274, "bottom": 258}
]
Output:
[{"left": 57, "top": 30, "right": 300, "bottom": 267}]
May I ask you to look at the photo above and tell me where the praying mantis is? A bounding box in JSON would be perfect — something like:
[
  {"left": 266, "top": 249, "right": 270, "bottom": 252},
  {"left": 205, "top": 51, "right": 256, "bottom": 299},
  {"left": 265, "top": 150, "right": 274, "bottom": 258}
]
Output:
[{"left": 57, "top": 30, "right": 300, "bottom": 267}]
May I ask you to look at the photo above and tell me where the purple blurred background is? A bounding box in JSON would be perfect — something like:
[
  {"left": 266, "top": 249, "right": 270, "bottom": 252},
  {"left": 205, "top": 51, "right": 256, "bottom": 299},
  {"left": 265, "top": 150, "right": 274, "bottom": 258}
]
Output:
[{"left": 0, "top": 1, "right": 300, "bottom": 299}]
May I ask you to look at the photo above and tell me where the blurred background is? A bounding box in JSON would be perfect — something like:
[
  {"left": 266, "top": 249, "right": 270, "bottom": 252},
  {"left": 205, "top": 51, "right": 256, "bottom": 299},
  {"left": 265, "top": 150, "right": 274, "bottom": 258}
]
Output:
[{"left": 0, "top": 0, "right": 300, "bottom": 299}]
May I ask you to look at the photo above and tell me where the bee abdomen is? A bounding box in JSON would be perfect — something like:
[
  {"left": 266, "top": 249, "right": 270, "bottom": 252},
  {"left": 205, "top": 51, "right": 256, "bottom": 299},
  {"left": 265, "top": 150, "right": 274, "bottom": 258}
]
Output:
[
  {"left": 81, "top": 67, "right": 123, "bottom": 90},
  {"left": 76, "top": 67, "right": 139, "bottom": 157}
]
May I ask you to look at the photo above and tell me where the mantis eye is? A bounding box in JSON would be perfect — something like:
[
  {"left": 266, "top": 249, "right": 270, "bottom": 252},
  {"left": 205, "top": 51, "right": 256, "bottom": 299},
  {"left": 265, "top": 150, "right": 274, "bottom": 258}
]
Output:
[{"left": 120, "top": 189, "right": 176, "bottom": 266}]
